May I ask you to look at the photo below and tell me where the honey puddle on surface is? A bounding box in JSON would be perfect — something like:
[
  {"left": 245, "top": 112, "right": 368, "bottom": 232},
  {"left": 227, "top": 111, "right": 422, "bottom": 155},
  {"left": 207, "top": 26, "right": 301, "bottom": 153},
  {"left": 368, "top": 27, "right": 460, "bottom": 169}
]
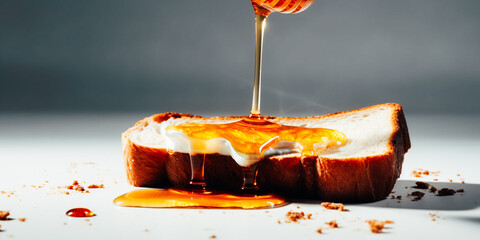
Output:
[{"left": 113, "top": 188, "right": 287, "bottom": 209}]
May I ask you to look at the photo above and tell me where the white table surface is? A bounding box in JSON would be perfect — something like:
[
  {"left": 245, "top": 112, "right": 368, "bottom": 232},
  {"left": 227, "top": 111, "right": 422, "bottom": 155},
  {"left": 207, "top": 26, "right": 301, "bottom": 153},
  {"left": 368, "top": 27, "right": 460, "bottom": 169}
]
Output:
[{"left": 1, "top": 113, "right": 479, "bottom": 240}]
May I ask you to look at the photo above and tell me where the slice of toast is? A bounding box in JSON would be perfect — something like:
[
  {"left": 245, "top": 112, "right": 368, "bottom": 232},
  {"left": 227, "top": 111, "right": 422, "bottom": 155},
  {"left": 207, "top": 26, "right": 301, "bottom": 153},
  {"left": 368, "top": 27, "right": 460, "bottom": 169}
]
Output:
[{"left": 122, "top": 103, "right": 410, "bottom": 202}]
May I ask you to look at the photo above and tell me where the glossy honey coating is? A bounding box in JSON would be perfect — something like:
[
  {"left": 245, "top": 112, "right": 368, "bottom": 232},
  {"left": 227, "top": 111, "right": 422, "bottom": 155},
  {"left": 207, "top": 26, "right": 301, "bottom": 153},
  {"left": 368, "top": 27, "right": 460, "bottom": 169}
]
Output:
[{"left": 166, "top": 117, "right": 347, "bottom": 157}]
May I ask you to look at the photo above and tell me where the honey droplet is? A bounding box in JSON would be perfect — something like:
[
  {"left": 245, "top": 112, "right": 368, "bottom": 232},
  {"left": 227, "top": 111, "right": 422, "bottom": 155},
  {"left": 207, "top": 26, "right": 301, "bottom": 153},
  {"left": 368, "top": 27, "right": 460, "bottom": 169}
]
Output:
[
  {"left": 66, "top": 208, "right": 95, "bottom": 217},
  {"left": 114, "top": 188, "right": 287, "bottom": 209}
]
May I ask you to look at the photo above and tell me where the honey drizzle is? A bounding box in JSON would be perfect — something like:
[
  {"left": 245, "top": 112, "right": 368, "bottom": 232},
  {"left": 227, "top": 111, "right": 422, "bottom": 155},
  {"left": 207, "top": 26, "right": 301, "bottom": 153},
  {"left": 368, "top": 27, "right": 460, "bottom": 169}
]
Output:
[{"left": 114, "top": 0, "right": 328, "bottom": 210}]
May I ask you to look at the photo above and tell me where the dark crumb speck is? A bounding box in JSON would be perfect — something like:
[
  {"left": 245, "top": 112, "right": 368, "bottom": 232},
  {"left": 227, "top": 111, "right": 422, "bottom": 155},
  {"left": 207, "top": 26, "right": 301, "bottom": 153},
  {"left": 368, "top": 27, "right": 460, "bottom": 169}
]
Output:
[
  {"left": 409, "top": 191, "right": 425, "bottom": 201},
  {"left": 437, "top": 188, "right": 456, "bottom": 196},
  {"left": 413, "top": 181, "right": 430, "bottom": 189}
]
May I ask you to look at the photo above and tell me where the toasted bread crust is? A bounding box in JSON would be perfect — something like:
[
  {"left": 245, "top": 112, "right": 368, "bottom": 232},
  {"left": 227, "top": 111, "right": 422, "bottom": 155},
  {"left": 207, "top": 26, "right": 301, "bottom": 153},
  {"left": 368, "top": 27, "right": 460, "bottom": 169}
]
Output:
[{"left": 122, "top": 103, "right": 410, "bottom": 202}]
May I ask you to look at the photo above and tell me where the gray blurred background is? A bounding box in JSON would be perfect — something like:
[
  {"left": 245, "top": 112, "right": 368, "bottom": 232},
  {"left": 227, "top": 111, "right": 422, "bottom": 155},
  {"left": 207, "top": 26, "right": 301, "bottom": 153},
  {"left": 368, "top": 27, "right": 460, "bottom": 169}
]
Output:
[{"left": 1, "top": 0, "right": 479, "bottom": 116}]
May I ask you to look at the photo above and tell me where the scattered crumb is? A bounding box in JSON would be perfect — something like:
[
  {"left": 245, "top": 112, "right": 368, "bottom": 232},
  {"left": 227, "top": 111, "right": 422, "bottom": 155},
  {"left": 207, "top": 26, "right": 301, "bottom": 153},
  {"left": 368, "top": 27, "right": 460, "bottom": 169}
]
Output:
[
  {"left": 411, "top": 169, "right": 439, "bottom": 178},
  {"left": 63, "top": 181, "right": 104, "bottom": 194},
  {"left": 396, "top": 196, "right": 402, "bottom": 200},
  {"left": 433, "top": 179, "right": 438, "bottom": 181},
  {"left": 144, "top": 229, "right": 149, "bottom": 232},
  {"left": 210, "top": 235, "right": 216, "bottom": 239},
  {"left": 306, "top": 213, "right": 312, "bottom": 219},
  {"left": 0, "top": 191, "right": 15, "bottom": 198},
  {"left": 457, "top": 189, "right": 464, "bottom": 193},
  {"left": 285, "top": 211, "right": 309, "bottom": 223},
  {"left": 366, "top": 220, "right": 394, "bottom": 233},
  {"left": 18, "top": 218, "right": 26, "bottom": 222},
  {"left": 457, "top": 174, "right": 461, "bottom": 176},
  {"left": 437, "top": 188, "right": 456, "bottom": 196},
  {"left": 296, "top": 206, "right": 300, "bottom": 209},
  {"left": 429, "top": 185, "right": 438, "bottom": 193},
  {"left": 64, "top": 222, "right": 68, "bottom": 225},
  {"left": 0, "top": 211, "right": 10, "bottom": 220},
  {"left": 462, "top": 181, "right": 465, "bottom": 184},
  {"left": 316, "top": 228, "right": 322, "bottom": 234},
  {"left": 277, "top": 220, "right": 281, "bottom": 224},
  {"left": 408, "top": 191, "right": 425, "bottom": 201},
  {"left": 321, "top": 202, "right": 347, "bottom": 211},
  {"left": 325, "top": 220, "right": 338, "bottom": 228},
  {"left": 449, "top": 179, "right": 453, "bottom": 183},
  {"left": 413, "top": 181, "right": 429, "bottom": 189},
  {"left": 65, "top": 181, "right": 86, "bottom": 193},
  {"left": 429, "top": 213, "right": 440, "bottom": 221}
]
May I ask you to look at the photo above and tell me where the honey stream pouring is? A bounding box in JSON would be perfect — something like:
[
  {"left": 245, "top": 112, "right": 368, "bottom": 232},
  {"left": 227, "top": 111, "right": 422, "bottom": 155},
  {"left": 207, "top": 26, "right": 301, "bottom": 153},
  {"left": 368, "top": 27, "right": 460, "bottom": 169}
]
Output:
[{"left": 114, "top": 0, "right": 348, "bottom": 209}]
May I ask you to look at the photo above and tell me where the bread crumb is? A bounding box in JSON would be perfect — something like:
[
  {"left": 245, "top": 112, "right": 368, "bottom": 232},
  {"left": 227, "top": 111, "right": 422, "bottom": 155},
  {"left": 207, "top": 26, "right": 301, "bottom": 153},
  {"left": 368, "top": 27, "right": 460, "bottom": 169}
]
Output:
[
  {"left": 413, "top": 181, "right": 429, "bottom": 189},
  {"left": 210, "top": 235, "right": 216, "bottom": 239},
  {"left": 18, "top": 218, "right": 26, "bottom": 222},
  {"left": 0, "top": 211, "right": 10, "bottom": 220},
  {"left": 433, "top": 179, "right": 438, "bottom": 181},
  {"left": 408, "top": 191, "right": 425, "bottom": 201},
  {"left": 65, "top": 181, "right": 87, "bottom": 193},
  {"left": 411, "top": 169, "right": 439, "bottom": 178},
  {"left": 325, "top": 220, "right": 338, "bottom": 228},
  {"left": 366, "top": 220, "right": 394, "bottom": 233},
  {"left": 321, "top": 202, "right": 347, "bottom": 211},
  {"left": 437, "top": 188, "right": 456, "bottom": 196},
  {"left": 429, "top": 213, "right": 440, "bottom": 221},
  {"left": 316, "top": 228, "right": 322, "bottom": 234},
  {"left": 449, "top": 179, "right": 453, "bottom": 183},
  {"left": 429, "top": 185, "right": 438, "bottom": 193},
  {"left": 456, "top": 189, "right": 464, "bottom": 193},
  {"left": 285, "top": 211, "right": 308, "bottom": 223},
  {"left": 144, "top": 229, "right": 149, "bottom": 232},
  {"left": 87, "top": 184, "right": 104, "bottom": 189},
  {"left": 461, "top": 181, "right": 465, "bottom": 184}
]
